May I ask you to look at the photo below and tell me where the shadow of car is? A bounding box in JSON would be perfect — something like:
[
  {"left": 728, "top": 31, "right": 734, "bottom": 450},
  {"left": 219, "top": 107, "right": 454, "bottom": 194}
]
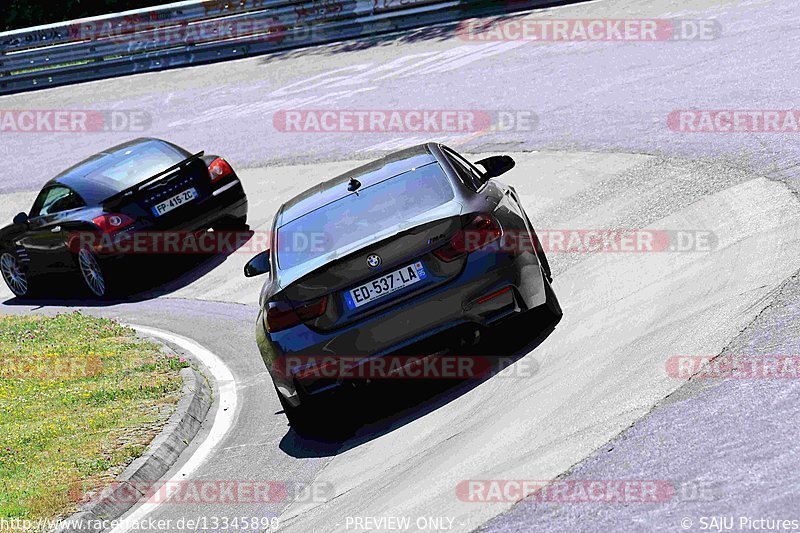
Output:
[
  {"left": 1, "top": 230, "right": 253, "bottom": 307},
  {"left": 278, "top": 309, "right": 560, "bottom": 454}
]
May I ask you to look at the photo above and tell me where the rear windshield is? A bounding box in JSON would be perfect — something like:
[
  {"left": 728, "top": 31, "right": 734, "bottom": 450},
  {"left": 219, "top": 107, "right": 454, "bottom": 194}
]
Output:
[
  {"left": 277, "top": 163, "right": 455, "bottom": 270},
  {"left": 81, "top": 142, "right": 188, "bottom": 191}
]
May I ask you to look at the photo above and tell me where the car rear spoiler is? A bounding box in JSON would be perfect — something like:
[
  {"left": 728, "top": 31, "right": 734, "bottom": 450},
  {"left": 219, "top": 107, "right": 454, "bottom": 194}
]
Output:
[{"left": 102, "top": 151, "right": 205, "bottom": 207}]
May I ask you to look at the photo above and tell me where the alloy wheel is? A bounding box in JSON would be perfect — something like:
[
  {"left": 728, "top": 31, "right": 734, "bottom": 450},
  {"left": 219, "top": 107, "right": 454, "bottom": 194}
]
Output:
[
  {"left": 0, "top": 252, "right": 28, "bottom": 297},
  {"left": 78, "top": 249, "right": 106, "bottom": 297}
]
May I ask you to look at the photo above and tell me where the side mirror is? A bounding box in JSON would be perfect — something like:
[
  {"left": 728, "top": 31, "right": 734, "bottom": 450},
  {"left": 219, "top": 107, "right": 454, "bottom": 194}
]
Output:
[
  {"left": 476, "top": 155, "right": 515, "bottom": 178},
  {"left": 244, "top": 250, "right": 271, "bottom": 277},
  {"left": 13, "top": 212, "right": 28, "bottom": 225}
]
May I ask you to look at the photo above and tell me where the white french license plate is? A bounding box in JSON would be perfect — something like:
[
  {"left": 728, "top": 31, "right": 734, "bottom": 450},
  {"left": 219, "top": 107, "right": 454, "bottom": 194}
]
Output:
[
  {"left": 344, "top": 262, "right": 427, "bottom": 309},
  {"left": 151, "top": 188, "right": 198, "bottom": 217}
]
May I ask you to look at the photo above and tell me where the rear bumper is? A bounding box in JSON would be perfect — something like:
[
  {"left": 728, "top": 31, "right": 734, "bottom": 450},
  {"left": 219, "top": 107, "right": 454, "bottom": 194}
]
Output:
[
  {"left": 257, "top": 247, "right": 548, "bottom": 407},
  {"left": 139, "top": 176, "right": 248, "bottom": 233},
  {"left": 94, "top": 180, "right": 247, "bottom": 261}
]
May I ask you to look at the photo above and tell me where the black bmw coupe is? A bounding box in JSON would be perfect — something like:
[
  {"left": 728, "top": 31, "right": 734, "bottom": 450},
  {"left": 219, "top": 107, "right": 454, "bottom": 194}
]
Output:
[{"left": 0, "top": 138, "right": 248, "bottom": 298}]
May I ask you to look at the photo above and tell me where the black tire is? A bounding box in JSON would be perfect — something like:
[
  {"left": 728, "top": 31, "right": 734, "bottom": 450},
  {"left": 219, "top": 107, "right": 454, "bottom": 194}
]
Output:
[
  {"left": 522, "top": 275, "right": 562, "bottom": 330},
  {"left": 0, "top": 250, "right": 33, "bottom": 299},
  {"left": 210, "top": 217, "right": 251, "bottom": 256},
  {"left": 275, "top": 387, "right": 316, "bottom": 435},
  {"left": 540, "top": 276, "right": 563, "bottom": 324},
  {"left": 213, "top": 215, "right": 249, "bottom": 231},
  {"left": 521, "top": 211, "right": 552, "bottom": 283},
  {"left": 275, "top": 387, "right": 350, "bottom": 439},
  {"left": 531, "top": 231, "right": 553, "bottom": 284}
]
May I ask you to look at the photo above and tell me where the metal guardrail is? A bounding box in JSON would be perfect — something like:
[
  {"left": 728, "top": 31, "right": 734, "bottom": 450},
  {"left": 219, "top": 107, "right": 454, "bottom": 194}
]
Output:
[{"left": 0, "top": 0, "right": 557, "bottom": 95}]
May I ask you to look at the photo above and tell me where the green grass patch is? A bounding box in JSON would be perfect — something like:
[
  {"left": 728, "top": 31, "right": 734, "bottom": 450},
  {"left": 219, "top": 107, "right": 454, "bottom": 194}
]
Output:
[{"left": 0, "top": 312, "right": 188, "bottom": 527}]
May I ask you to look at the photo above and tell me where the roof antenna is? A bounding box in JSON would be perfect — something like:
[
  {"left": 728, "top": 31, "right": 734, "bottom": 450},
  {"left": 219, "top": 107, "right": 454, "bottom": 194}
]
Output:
[{"left": 347, "top": 177, "right": 361, "bottom": 194}]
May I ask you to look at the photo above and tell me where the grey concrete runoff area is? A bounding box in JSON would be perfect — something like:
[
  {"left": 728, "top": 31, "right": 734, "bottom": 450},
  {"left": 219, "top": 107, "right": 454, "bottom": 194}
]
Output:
[{"left": 1, "top": 0, "right": 800, "bottom": 532}]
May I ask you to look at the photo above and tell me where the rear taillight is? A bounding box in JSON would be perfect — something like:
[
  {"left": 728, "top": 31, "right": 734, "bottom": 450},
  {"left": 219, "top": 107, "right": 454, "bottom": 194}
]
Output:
[
  {"left": 92, "top": 213, "right": 135, "bottom": 234},
  {"left": 266, "top": 297, "right": 328, "bottom": 333},
  {"left": 433, "top": 214, "right": 503, "bottom": 262},
  {"left": 208, "top": 157, "right": 234, "bottom": 184}
]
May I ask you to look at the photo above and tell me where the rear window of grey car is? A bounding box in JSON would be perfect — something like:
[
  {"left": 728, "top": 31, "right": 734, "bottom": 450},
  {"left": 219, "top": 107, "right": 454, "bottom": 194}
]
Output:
[{"left": 277, "top": 162, "right": 455, "bottom": 270}]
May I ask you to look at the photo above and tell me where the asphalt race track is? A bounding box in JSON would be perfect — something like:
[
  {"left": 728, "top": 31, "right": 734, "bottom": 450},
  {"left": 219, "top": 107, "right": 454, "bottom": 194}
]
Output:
[{"left": 2, "top": 0, "right": 800, "bottom": 531}]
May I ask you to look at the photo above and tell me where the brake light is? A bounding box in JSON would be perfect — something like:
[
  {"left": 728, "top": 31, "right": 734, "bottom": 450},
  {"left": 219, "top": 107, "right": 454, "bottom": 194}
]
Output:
[
  {"left": 266, "top": 297, "right": 327, "bottom": 333},
  {"left": 208, "top": 157, "right": 234, "bottom": 184},
  {"left": 92, "top": 213, "right": 135, "bottom": 234},
  {"left": 433, "top": 214, "right": 503, "bottom": 262}
]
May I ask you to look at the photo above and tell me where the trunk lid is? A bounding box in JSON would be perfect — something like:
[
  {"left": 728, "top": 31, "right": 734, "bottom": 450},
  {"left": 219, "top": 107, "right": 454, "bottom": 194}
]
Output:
[
  {"left": 279, "top": 203, "right": 468, "bottom": 331},
  {"left": 102, "top": 154, "right": 212, "bottom": 227}
]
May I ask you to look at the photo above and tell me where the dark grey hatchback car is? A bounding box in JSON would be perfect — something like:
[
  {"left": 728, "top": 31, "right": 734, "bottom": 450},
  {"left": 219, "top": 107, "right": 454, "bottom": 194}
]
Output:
[{"left": 244, "top": 143, "right": 560, "bottom": 431}]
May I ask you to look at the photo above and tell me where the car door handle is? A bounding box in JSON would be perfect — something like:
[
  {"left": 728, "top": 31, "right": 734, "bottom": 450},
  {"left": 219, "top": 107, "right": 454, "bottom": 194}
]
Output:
[{"left": 51, "top": 226, "right": 61, "bottom": 233}]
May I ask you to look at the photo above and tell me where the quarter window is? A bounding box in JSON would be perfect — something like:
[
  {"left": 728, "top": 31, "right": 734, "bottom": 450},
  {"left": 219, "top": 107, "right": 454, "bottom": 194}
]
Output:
[{"left": 30, "top": 186, "right": 85, "bottom": 217}]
